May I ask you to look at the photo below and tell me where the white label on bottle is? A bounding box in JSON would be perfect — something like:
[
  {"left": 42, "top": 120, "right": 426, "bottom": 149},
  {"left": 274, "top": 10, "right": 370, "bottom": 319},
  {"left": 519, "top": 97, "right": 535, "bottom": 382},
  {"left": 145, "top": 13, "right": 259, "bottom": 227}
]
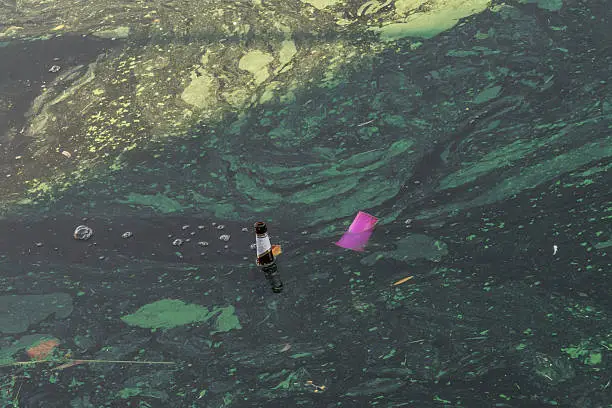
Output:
[{"left": 256, "top": 235, "right": 271, "bottom": 257}]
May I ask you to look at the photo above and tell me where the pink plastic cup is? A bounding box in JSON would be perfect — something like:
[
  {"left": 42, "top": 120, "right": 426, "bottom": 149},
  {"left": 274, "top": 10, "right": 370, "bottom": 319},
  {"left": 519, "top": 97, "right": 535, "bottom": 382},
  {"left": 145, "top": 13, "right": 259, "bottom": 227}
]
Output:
[{"left": 335, "top": 211, "right": 378, "bottom": 252}]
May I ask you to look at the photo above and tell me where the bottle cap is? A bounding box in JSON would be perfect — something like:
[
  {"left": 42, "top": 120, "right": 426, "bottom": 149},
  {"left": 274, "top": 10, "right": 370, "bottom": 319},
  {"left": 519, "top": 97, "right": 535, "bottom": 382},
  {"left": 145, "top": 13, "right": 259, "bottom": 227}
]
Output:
[{"left": 254, "top": 221, "right": 267, "bottom": 235}]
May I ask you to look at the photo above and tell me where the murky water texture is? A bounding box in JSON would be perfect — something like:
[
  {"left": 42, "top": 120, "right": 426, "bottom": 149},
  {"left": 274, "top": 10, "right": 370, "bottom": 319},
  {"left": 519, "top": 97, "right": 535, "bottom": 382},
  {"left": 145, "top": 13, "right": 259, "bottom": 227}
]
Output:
[{"left": 0, "top": 0, "right": 610, "bottom": 406}]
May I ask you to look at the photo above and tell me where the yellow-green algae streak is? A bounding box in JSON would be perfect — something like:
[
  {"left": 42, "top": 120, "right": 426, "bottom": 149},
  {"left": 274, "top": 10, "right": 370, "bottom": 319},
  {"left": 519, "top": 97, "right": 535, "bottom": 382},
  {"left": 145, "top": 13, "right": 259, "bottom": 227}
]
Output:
[
  {"left": 121, "top": 299, "right": 241, "bottom": 332},
  {"left": 0, "top": 0, "right": 495, "bottom": 220}
]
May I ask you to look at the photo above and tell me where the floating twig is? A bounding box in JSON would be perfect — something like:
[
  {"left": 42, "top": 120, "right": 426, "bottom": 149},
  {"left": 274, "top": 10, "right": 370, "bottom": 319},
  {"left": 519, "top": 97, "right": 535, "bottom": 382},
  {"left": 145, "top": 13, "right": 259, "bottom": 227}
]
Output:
[
  {"left": 0, "top": 359, "right": 176, "bottom": 369},
  {"left": 393, "top": 276, "right": 414, "bottom": 286},
  {"left": 357, "top": 118, "right": 375, "bottom": 127}
]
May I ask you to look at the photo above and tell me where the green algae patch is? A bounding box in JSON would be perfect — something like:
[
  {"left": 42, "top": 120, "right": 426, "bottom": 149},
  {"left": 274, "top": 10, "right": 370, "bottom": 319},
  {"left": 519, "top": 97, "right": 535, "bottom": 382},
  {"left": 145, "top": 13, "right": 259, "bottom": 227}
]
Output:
[
  {"left": 239, "top": 50, "right": 274, "bottom": 85},
  {"left": 121, "top": 299, "right": 241, "bottom": 332},
  {"left": 374, "top": 0, "right": 490, "bottom": 41},
  {"left": 304, "top": 0, "right": 344, "bottom": 10},
  {"left": 181, "top": 71, "right": 218, "bottom": 109},
  {"left": 473, "top": 85, "right": 502, "bottom": 104},
  {"left": 119, "top": 193, "right": 184, "bottom": 213},
  {"left": 122, "top": 299, "right": 213, "bottom": 329},
  {"left": 562, "top": 342, "right": 604, "bottom": 366},
  {"left": 92, "top": 26, "right": 130, "bottom": 39},
  {"left": 279, "top": 40, "right": 298, "bottom": 66},
  {"left": 212, "top": 305, "right": 242, "bottom": 334}
]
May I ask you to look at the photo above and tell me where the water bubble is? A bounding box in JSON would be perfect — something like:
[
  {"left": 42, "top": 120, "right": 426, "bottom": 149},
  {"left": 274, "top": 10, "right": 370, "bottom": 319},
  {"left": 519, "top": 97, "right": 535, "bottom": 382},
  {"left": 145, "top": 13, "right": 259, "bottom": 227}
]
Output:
[
  {"left": 241, "top": 227, "right": 249, "bottom": 232},
  {"left": 73, "top": 225, "right": 93, "bottom": 241},
  {"left": 216, "top": 224, "right": 225, "bottom": 230},
  {"left": 172, "top": 238, "right": 184, "bottom": 247},
  {"left": 250, "top": 243, "right": 257, "bottom": 250},
  {"left": 219, "top": 234, "right": 231, "bottom": 242},
  {"left": 197, "top": 225, "right": 205, "bottom": 230},
  {"left": 182, "top": 225, "right": 190, "bottom": 230},
  {"left": 198, "top": 241, "right": 209, "bottom": 247},
  {"left": 122, "top": 231, "right": 133, "bottom": 239}
]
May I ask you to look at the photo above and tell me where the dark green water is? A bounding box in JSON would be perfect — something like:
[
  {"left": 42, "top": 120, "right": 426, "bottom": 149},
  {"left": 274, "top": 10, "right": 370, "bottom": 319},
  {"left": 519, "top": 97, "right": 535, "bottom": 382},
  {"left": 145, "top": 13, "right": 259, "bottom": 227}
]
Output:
[{"left": 0, "top": 0, "right": 610, "bottom": 407}]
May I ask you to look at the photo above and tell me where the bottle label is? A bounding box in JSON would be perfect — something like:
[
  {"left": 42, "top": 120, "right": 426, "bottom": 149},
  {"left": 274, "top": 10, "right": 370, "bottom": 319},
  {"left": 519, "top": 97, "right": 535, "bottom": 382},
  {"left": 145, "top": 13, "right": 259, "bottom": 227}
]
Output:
[{"left": 255, "top": 234, "right": 272, "bottom": 257}]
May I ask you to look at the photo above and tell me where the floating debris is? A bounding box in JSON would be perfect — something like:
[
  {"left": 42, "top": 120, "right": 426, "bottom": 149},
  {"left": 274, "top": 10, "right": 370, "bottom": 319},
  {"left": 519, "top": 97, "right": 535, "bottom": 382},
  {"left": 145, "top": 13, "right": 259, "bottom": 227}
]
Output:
[
  {"left": 219, "top": 234, "right": 231, "bottom": 242},
  {"left": 335, "top": 211, "right": 378, "bottom": 252},
  {"left": 172, "top": 238, "right": 183, "bottom": 246},
  {"left": 197, "top": 241, "right": 209, "bottom": 247},
  {"left": 121, "top": 231, "right": 133, "bottom": 239},
  {"left": 216, "top": 224, "right": 225, "bottom": 230},
  {"left": 241, "top": 227, "right": 249, "bottom": 232},
  {"left": 182, "top": 225, "right": 190, "bottom": 230},
  {"left": 553, "top": 245, "right": 558, "bottom": 255},
  {"left": 305, "top": 380, "right": 326, "bottom": 393},
  {"left": 197, "top": 225, "right": 205, "bottom": 230},
  {"left": 60, "top": 150, "right": 72, "bottom": 158},
  {"left": 73, "top": 225, "right": 93, "bottom": 240},
  {"left": 48, "top": 65, "right": 61, "bottom": 73},
  {"left": 26, "top": 338, "right": 60, "bottom": 360},
  {"left": 392, "top": 276, "right": 414, "bottom": 286}
]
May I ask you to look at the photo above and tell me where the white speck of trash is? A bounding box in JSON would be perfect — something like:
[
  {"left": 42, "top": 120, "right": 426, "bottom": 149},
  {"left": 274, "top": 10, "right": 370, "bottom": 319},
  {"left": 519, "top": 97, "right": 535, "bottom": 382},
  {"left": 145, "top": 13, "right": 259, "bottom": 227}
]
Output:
[
  {"left": 216, "top": 224, "right": 225, "bottom": 230},
  {"left": 241, "top": 227, "right": 249, "bottom": 232},
  {"left": 198, "top": 241, "right": 209, "bottom": 247},
  {"left": 172, "top": 238, "right": 183, "bottom": 246},
  {"left": 553, "top": 245, "right": 558, "bottom": 255},
  {"left": 219, "top": 234, "right": 230, "bottom": 242},
  {"left": 73, "top": 225, "right": 93, "bottom": 240},
  {"left": 49, "top": 65, "right": 61, "bottom": 73},
  {"left": 122, "top": 231, "right": 133, "bottom": 239}
]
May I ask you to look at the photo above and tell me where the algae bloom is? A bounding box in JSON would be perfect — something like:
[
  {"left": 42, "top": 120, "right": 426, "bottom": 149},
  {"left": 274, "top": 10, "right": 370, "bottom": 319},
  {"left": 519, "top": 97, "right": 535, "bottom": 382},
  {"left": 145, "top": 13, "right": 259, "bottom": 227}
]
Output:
[{"left": 121, "top": 299, "right": 241, "bottom": 332}]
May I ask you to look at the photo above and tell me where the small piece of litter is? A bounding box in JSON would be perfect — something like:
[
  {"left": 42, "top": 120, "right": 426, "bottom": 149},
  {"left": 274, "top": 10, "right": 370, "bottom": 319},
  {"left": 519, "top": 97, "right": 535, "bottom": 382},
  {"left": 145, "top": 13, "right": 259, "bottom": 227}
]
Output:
[
  {"left": 553, "top": 245, "right": 558, "bottom": 255},
  {"left": 335, "top": 211, "right": 378, "bottom": 252},
  {"left": 271, "top": 244, "right": 282, "bottom": 257},
  {"left": 393, "top": 276, "right": 414, "bottom": 286},
  {"left": 27, "top": 339, "right": 60, "bottom": 360},
  {"left": 52, "top": 360, "right": 85, "bottom": 371},
  {"left": 73, "top": 225, "right": 93, "bottom": 240},
  {"left": 61, "top": 150, "right": 72, "bottom": 158},
  {"left": 122, "top": 231, "right": 133, "bottom": 239}
]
